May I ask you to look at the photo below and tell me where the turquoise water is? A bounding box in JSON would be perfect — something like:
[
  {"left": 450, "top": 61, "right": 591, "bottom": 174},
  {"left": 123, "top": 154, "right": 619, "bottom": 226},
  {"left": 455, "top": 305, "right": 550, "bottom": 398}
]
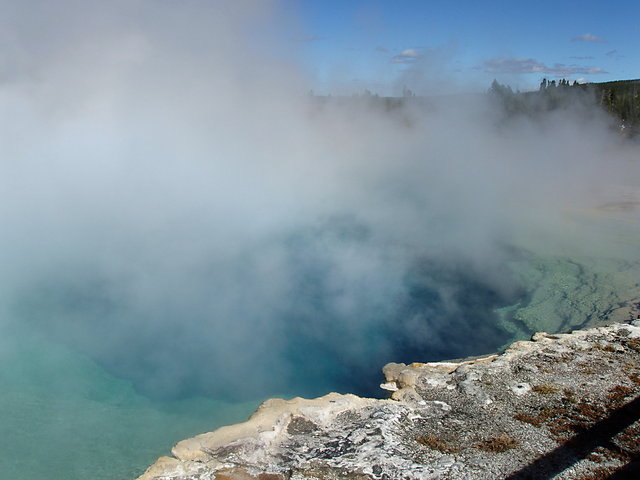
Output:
[
  {"left": 504, "top": 205, "right": 640, "bottom": 336},
  {"left": 0, "top": 326, "right": 259, "bottom": 480}
]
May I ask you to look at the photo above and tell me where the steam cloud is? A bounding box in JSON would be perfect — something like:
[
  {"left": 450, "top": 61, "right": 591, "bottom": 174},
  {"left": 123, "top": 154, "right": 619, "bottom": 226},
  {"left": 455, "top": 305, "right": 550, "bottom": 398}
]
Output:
[{"left": 1, "top": 1, "right": 638, "bottom": 400}]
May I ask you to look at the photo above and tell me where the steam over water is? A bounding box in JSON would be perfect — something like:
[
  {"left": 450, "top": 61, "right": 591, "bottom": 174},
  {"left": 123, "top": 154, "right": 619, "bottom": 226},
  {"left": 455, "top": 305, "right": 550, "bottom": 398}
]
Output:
[{"left": 1, "top": 2, "right": 639, "bottom": 479}]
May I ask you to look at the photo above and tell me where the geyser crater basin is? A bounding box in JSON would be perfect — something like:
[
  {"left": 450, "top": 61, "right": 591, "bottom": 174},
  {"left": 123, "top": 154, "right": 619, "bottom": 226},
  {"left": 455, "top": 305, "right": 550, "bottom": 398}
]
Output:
[
  {"left": 18, "top": 218, "right": 532, "bottom": 401},
  {"left": 0, "top": 3, "right": 639, "bottom": 478},
  {"left": 4, "top": 97, "right": 640, "bottom": 479},
  {"left": 16, "top": 192, "right": 640, "bottom": 403}
]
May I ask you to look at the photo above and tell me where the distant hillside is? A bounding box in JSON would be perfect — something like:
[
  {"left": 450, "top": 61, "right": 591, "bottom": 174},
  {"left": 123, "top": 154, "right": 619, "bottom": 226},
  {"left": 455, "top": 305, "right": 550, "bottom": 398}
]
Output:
[
  {"left": 309, "top": 79, "right": 640, "bottom": 135},
  {"left": 589, "top": 79, "right": 640, "bottom": 127},
  {"left": 490, "top": 78, "right": 640, "bottom": 134}
]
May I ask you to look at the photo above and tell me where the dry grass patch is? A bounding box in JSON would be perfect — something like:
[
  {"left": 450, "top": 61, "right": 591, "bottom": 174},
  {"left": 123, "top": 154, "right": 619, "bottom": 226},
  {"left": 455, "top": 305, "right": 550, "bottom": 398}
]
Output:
[
  {"left": 574, "top": 401, "right": 602, "bottom": 422},
  {"left": 475, "top": 435, "right": 519, "bottom": 453},
  {"left": 513, "top": 412, "right": 545, "bottom": 427},
  {"left": 416, "top": 435, "right": 460, "bottom": 454},
  {"left": 606, "top": 385, "right": 634, "bottom": 405},
  {"left": 580, "top": 466, "right": 618, "bottom": 480},
  {"left": 532, "top": 384, "right": 558, "bottom": 394},
  {"left": 596, "top": 344, "right": 616, "bottom": 353},
  {"left": 626, "top": 338, "right": 640, "bottom": 352}
]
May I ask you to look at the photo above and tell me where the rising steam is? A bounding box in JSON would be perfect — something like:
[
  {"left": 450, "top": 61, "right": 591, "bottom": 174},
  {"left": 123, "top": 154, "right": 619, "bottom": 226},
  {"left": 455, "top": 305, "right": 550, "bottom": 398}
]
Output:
[{"left": 1, "top": 1, "right": 638, "bottom": 402}]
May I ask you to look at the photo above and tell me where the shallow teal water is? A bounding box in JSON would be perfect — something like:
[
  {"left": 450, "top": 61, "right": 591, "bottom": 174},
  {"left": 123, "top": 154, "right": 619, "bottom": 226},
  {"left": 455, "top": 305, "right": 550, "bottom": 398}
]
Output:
[{"left": 0, "top": 327, "right": 259, "bottom": 480}]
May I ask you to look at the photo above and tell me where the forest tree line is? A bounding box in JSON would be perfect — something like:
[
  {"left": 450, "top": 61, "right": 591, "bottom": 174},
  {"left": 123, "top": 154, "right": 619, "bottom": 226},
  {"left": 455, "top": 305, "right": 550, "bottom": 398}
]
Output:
[{"left": 489, "top": 78, "right": 640, "bottom": 131}]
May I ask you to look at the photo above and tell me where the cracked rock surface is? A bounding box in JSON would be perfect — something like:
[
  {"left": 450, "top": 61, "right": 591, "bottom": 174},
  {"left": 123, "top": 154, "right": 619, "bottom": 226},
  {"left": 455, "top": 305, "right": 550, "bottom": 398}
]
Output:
[{"left": 138, "top": 320, "right": 640, "bottom": 480}]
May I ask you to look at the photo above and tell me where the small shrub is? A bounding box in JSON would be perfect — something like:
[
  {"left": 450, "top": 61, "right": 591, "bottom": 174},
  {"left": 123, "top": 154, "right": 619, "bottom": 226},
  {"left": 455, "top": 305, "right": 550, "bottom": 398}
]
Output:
[
  {"left": 475, "top": 436, "right": 519, "bottom": 453},
  {"left": 513, "top": 412, "right": 544, "bottom": 427},
  {"left": 532, "top": 384, "right": 558, "bottom": 394},
  {"left": 594, "top": 343, "right": 616, "bottom": 352},
  {"left": 607, "top": 385, "right": 634, "bottom": 405},
  {"left": 616, "top": 423, "right": 640, "bottom": 458},
  {"left": 416, "top": 435, "right": 460, "bottom": 454},
  {"left": 575, "top": 401, "right": 602, "bottom": 421},
  {"left": 549, "top": 418, "right": 581, "bottom": 438},
  {"left": 626, "top": 338, "right": 640, "bottom": 352},
  {"left": 586, "top": 452, "right": 605, "bottom": 463},
  {"left": 580, "top": 466, "right": 617, "bottom": 480},
  {"left": 562, "top": 388, "right": 576, "bottom": 404}
]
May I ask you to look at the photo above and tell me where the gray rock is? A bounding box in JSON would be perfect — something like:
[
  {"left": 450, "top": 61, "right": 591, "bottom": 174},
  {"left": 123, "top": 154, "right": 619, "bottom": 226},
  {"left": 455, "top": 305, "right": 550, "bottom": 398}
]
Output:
[
  {"left": 138, "top": 321, "right": 640, "bottom": 480},
  {"left": 510, "top": 382, "right": 531, "bottom": 396}
]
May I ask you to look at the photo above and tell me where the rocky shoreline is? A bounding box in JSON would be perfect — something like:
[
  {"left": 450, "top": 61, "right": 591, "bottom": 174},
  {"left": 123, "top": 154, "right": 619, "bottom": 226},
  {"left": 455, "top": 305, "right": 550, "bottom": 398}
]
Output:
[{"left": 138, "top": 317, "right": 640, "bottom": 480}]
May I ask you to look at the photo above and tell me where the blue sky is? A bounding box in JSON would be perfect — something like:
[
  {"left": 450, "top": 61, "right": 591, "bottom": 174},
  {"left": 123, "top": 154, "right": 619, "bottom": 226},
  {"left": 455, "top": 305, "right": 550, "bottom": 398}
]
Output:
[{"left": 286, "top": 0, "right": 640, "bottom": 95}]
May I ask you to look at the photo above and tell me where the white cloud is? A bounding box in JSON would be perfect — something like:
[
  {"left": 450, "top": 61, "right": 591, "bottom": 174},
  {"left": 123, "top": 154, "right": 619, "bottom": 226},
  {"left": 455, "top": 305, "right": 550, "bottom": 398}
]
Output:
[
  {"left": 480, "top": 57, "right": 607, "bottom": 75},
  {"left": 400, "top": 49, "right": 419, "bottom": 57},
  {"left": 391, "top": 48, "right": 421, "bottom": 64},
  {"left": 571, "top": 33, "right": 605, "bottom": 43}
]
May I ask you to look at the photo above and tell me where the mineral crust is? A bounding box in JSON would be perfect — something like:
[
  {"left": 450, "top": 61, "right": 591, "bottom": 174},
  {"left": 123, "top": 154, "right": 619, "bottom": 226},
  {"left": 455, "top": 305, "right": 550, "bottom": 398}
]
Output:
[{"left": 138, "top": 320, "right": 640, "bottom": 480}]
